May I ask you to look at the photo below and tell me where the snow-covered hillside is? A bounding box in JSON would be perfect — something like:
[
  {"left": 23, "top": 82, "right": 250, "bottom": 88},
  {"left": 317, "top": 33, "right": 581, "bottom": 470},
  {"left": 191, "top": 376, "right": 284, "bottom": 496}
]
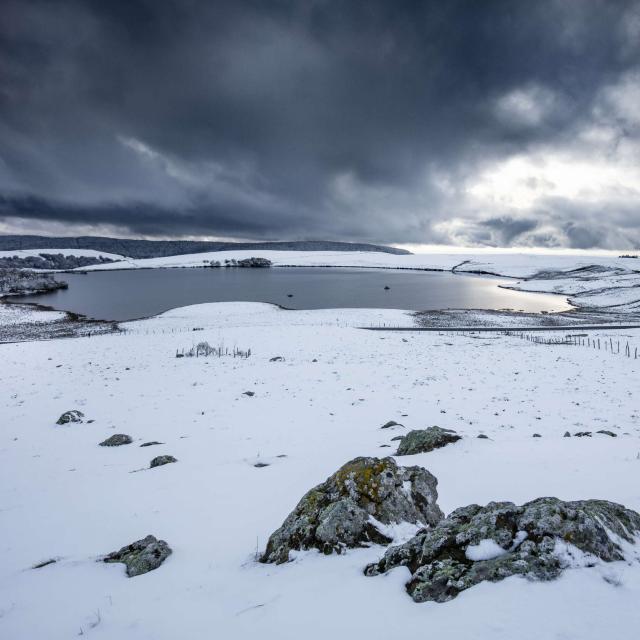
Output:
[{"left": 1, "top": 302, "right": 640, "bottom": 638}]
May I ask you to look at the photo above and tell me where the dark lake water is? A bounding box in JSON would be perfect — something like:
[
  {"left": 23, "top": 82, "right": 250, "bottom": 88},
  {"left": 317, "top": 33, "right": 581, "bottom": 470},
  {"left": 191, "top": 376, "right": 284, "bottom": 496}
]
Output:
[{"left": 20, "top": 267, "right": 569, "bottom": 321}]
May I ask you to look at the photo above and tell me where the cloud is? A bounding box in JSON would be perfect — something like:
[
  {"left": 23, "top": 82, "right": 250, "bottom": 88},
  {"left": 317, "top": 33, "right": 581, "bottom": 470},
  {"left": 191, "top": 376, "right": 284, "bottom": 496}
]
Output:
[{"left": 0, "top": 0, "right": 639, "bottom": 248}]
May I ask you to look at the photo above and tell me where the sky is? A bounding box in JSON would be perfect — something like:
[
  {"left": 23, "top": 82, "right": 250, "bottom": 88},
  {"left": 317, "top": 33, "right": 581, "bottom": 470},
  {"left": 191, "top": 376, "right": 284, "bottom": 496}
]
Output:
[{"left": 1, "top": 0, "right": 639, "bottom": 250}]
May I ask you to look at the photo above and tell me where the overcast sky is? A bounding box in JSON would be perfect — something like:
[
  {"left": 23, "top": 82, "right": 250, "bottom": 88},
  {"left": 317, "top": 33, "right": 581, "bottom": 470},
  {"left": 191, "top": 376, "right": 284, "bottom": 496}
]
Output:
[{"left": 1, "top": 0, "right": 639, "bottom": 249}]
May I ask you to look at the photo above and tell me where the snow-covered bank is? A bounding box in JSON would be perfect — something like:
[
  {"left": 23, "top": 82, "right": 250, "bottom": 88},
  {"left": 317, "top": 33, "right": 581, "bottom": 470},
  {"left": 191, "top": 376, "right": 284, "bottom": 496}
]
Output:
[
  {"left": 73, "top": 247, "right": 632, "bottom": 277},
  {"left": 1, "top": 302, "right": 640, "bottom": 639}
]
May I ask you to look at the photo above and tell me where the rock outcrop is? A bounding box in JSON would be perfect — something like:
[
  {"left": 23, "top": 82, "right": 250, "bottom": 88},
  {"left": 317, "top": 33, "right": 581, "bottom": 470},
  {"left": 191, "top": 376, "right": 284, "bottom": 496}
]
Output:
[
  {"left": 396, "top": 427, "right": 461, "bottom": 455},
  {"left": 150, "top": 455, "right": 177, "bottom": 468},
  {"left": 56, "top": 410, "right": 85, "bottom": 425},
  {"left": 99, "top": 434, "right": 132, "bottom": 447},
  {"left": 260, "top": 456, "right": 443, "bottom": 564},
  {"left": 103, "top": 535, "right": 172, "bottom": 577},
  {"left": 365, "top": 497, "right": 640, "bottom": 603}
]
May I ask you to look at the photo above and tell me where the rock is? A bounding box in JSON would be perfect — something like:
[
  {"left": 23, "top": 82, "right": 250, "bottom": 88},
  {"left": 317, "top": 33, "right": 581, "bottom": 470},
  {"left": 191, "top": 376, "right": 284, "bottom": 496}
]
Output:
[
  {"left": 99, "top": 434, "right": 133, "bottom": 447},
  {"left": 269, "top": 356, "right": 285, "bottom": 362},
  {"left": 243, "top": 391, "right": 255, "bottom": 397},
  {"left": 574, "top": 431, "right": 592, "bottom": 437},
  {"left": 103, "top": 535, "right": 172, "bottom": 577},
  {"left": 260, "top": 457, "right": 443, "bottom": 564},
  {"left": 384, "top": 286, "right": 390, "bottom": 290},
  {"left": 365, "top": 497, "right": 640, "bottom": 603},
  {"left": 477, "top": 434, "right": 489, "bottom": 439},
  {"left": 532, "top": 433, "right": 542, "bottom": 438},
  {"left": 597, "top": 430, "right": 617, "bottom": 437},
  {"left": 254, "top": 462, "right": 270, "bottom": 468},
  {"left": 381, "top": 420, "right": 403, "bottom": 429},
  {"left": 150, "top": 455, "right": 177, "bottom": 468},
  {"left": 140, "top": 441, "right": 163, "bottom": 447},
  {"left": 563, "top": 431, "right": 571, "bottom": 437},
  {"left": 32, "top": 558, "right": 57, "bottom": 569},
  {"left": 56, "top": 410, "right": 84, "bottom": 425},
  {"left": 396, "top": 427, "right": 461, "bottom": 455},
  {"left": 390, "top": 435, "right": 404, "bottom": 441}
]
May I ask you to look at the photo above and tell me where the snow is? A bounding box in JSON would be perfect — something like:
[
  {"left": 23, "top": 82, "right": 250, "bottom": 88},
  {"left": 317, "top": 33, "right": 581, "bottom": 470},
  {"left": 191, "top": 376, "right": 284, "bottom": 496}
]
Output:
[
  {"left": 0, "top": 302, "right": 66, "bottom": 326},
  {"left": 465, "top": 539, "right": 509, "bottom": 561},
  {"left": 75, "top": 248, "right": 631, "bottom": 278},
  {"left": 1, "top": 298, "right": 640, "bottom": 638}
]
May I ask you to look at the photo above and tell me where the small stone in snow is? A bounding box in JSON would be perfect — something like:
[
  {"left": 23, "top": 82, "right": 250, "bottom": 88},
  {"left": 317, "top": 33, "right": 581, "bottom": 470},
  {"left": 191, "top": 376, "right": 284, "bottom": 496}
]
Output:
[
  {"left": 140, "top": 441, "right": 163, "bottom": 447},
  {"left": 150, "top": 455, "right": 177, "bottom": 468},
  {"left": 103, "top": 535, "right": 171, "bottom": 577},
  {"left": 563, "top": 431, "right": 571, "bottom": 437},
  {"left": 477, "top": 434, "right": 489, "bottom": 439},
  {"left": 56, "top": 410, "right": 84, "bottom": 425},
  {"left": 574, "top": 431, "right": 592, "bottom": 437},
  {"left": 254, "top": 462, "right": 270, "bottom": 468},
  {"left": 99, "top": 434, "right": 133, "bottom": 447},
  {"left": 381, "top": 420, "right": 403, "bottom": 429},
  {"left": 243, "top": 391, "right": 255, "bottom": 397},
  {"left": 597, "top": 430, "right": 617, "bottom": 437},
  {"left": 532, "top": 433, "right": 542, "bottom": 438}
]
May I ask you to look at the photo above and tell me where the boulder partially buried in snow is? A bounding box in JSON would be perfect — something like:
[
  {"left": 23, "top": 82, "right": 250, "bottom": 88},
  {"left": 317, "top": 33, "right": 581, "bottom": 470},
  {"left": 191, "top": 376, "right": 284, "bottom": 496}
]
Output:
[
  {"left": 103, "top": 535, "right": 172, "bottom": 577},
  {"left": 396, "top": 426, "right": 461, "bottom": 455},
  {"left": 260, "top": 456, "right": 443, "bottom": 564},
  {"left": 55, "top": 410, "right": 84, "bottom": 425},
  {"left": 99, "top": 434, "right": 132, "bottom": 447},
  {"left": 365, "top": 497, "right": 640, "bottom": 603}
]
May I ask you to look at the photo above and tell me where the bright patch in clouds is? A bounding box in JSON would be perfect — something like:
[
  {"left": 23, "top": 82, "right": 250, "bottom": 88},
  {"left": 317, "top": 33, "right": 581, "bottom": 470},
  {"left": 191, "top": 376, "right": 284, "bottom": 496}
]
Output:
[{"left": 466, "top": 153, "right": 640, "bottom": 210}]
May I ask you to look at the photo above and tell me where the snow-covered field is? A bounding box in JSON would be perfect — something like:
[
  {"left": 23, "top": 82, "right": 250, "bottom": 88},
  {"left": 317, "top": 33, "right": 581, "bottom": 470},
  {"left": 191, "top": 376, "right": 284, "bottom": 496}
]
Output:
[{"left": 2, "top": 301, "right": 640, "bottom": 639}]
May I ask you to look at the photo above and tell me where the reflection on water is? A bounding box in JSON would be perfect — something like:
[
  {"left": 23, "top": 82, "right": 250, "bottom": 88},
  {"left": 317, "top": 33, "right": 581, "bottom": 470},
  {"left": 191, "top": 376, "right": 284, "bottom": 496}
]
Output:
[{"left": 18, "top": 267, "right": 570, "bottom": 321}]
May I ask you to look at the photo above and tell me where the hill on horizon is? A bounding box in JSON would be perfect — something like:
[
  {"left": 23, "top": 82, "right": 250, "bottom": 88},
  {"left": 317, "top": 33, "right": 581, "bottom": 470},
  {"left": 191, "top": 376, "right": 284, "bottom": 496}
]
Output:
[{"left": 0, "top": 236, "right": 411, "bottom": 259}]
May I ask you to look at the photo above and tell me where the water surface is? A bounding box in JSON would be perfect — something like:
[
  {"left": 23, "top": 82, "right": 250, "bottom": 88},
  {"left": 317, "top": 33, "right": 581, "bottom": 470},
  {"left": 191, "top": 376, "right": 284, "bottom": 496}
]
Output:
[{"left": 19, "top": 267, "right": 570, "bottom": 321}]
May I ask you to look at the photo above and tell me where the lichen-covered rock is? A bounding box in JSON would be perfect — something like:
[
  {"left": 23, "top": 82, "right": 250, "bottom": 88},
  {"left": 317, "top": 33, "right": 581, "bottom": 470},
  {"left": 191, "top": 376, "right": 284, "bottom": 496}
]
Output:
[
  {"left": 396, "top": 427, "right": 461, "bottom": 455},
  {"left": 56, "top": 410, "right": 84, "bottom": 425},
  {"left": 103, "top": 535, "right": 172, "bottom": 577},
  {"left": 99, "top": 434, "right": 133, "bottom": 447},
  {"left": 260, "top": 457, "right": 443, "bottom": 564},
  {"left": 365, "top": 497, "right": 640, "bottom": 603},
  {"left": 150, "top": 455, "right": 177, "bottom": 468}
]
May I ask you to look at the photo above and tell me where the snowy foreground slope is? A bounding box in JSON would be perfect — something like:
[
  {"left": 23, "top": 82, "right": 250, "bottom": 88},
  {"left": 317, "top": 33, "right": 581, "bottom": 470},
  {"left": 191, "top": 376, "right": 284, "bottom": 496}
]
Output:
[{"left": 1, "top": 302, "right": 640, "bottom": 639}]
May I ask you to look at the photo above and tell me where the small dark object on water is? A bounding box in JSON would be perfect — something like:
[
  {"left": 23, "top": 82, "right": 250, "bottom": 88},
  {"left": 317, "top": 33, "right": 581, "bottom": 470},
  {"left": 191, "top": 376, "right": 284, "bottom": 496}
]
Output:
[
  {"left": 384, "top": 286, "right": 390, "bottom": 290},
  {"left": 140, "top": 441, "right": 163, "bottom": 447},
  {"left": 287, "top": 294, "right": 294, "bottom": 297},
  {"left": 150, "top": 455, "right": 177, "bottom": 468}
]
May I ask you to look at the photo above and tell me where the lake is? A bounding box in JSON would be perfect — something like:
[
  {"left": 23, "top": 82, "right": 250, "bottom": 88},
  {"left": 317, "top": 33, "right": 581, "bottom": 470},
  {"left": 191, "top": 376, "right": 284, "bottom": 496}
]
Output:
[{"left": 19, "top": 267, "right": 570, "bottom": 321}]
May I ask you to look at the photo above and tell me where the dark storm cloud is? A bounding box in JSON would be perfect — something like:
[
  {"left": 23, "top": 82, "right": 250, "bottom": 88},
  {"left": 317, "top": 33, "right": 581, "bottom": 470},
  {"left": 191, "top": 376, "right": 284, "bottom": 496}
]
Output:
[{"left": 1, "top": 0, "right": 639, "bottom": 247}]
